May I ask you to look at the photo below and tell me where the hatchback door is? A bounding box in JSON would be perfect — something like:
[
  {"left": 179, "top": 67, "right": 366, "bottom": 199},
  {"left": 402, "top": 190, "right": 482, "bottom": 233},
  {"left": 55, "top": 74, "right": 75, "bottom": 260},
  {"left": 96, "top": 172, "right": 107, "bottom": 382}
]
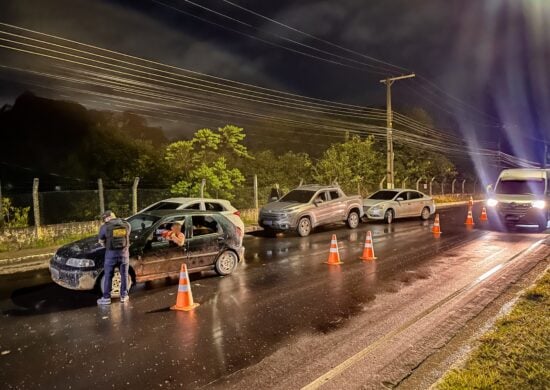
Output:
[
  {"left": 137, "top": 216, "right": 187, "bottom": 280},
  {"left": 185, "top": 215, "right": 224, "bottom": 270}
]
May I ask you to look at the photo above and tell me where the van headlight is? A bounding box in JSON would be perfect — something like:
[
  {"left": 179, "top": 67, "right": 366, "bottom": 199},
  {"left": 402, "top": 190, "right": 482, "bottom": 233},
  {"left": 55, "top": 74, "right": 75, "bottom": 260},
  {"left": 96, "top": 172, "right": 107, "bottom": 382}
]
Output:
[
  {"left": 66, "top": 258, "right": 95, "bottom": 267},
  {"left": 532, "top": 200, "right": 546, "bottom": 209},
  {"left": 486, "top": 198, "right": 498, "bottom": 207}
]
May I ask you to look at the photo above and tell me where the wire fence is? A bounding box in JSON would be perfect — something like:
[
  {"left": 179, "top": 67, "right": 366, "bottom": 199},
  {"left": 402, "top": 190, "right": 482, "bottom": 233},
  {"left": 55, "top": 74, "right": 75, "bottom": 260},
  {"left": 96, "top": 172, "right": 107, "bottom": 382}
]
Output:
[{"left": 1, "top": 176, "right": 483, "bottom": 229}]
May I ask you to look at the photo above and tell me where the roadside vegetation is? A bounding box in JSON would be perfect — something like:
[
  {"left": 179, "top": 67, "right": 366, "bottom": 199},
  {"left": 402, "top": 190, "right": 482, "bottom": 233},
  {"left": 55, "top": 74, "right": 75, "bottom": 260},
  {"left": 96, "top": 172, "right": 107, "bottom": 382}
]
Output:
[{"left": 437, "top": 270, "right": 550, "bottom": 389}]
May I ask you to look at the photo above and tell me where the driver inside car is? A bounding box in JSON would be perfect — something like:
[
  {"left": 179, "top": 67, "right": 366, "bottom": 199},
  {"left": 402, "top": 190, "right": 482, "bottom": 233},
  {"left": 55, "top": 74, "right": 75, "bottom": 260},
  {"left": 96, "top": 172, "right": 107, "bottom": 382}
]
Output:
[{"left": 160, "top": 222, "right": 185, "bottom": 247}]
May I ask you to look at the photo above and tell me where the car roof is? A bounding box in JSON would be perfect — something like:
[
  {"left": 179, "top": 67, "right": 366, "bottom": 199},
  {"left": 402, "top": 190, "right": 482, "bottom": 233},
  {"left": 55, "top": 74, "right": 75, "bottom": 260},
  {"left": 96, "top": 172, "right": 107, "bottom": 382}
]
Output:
[
  {"left": 137, "top": 210, "right": 222, "bottom": 218},
  {"left": 157, "top": 197, "right": 230, "bottom": 204},
  {"left": 295, "top": 185, "right": 340, "bottom": 191}
]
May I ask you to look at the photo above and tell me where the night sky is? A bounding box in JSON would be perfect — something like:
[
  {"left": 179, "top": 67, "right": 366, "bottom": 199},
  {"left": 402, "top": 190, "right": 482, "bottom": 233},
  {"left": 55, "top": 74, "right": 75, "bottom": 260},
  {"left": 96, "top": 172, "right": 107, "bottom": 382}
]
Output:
[{"left": 1, "top": 0, "right": 549, "bottom": 163}]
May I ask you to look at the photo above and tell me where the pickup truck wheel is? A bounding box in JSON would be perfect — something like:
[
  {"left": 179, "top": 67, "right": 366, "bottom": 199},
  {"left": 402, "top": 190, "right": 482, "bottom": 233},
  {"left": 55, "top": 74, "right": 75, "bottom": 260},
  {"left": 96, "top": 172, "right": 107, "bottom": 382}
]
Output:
[
  {"left": 100, "top": 268, "right": 132, "bottom": 298},
  {"left": 346, "top": 211, "right": 360, "bottom": 229},
  {"left": 297, "top": 217, "right": 312, "bottom": 237},
  {"left": 215, "top": 250, "right": 238, "bottom": 276},
  {"left": 420, "top": 207, "right": 430, "bottom": 220},
  {"left": 384, "top": 209, "right": 394, "bottom": 224}
]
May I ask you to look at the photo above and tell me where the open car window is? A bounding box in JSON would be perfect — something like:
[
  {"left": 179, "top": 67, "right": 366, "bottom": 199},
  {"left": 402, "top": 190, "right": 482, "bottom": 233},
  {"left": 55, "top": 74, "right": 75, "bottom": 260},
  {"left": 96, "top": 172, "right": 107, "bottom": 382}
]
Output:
[
  {"left": 191, "top": 215, "right": 222, "bottom": 237},
  {"left": 127, "top": 214, "right": 160, "bottom": 233}
]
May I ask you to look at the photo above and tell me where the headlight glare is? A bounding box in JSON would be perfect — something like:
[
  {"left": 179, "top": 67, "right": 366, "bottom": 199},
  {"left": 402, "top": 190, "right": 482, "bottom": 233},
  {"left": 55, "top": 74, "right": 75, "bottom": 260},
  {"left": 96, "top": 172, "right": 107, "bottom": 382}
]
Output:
[
  {"left": 486, "top": 198, "right": 498, "bottom": 207},
  {"left": 532, "top": 200, "right": 546, "bottom": 209},
  {"left": 66, "top": 258, "right": 95, "bottom": 267}
]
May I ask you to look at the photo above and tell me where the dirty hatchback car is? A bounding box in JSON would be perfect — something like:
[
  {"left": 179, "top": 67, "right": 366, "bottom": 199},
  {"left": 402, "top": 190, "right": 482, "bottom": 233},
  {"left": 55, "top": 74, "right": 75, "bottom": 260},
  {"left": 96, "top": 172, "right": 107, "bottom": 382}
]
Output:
[{"left": 49, "top": 210, "right": 245, "bottom": 296}]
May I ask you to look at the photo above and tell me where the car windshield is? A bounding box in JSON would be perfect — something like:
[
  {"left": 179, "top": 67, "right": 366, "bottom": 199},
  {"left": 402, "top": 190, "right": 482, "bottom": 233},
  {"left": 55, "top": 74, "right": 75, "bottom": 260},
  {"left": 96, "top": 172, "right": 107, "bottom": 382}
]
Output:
[
  {"left": 495, "top": 179, "right": 545, "bottom": 195},
  {"left": 279, "top": 190, "right": 316, "bottom": 203},
  {"left": 142, "top": 201, "right": 181, "bottom": 211},
  {"left": 126, "top": 214, "right": 161, "bottom": 234},
  {"left": 368, "top": 190, "right": 398, "bottom": 200}
]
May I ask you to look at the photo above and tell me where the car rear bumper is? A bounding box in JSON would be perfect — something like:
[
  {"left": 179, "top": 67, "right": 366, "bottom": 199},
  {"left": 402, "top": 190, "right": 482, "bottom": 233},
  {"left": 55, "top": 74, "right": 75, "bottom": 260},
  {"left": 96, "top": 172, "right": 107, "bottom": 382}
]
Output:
[{"left": 49, "top": 263, "right": 99, "bottom": 290}]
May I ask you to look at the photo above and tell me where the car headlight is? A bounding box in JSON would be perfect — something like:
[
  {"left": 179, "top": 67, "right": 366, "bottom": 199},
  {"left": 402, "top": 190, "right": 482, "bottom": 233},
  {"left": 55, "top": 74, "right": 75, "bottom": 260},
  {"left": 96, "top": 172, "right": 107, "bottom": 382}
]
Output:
[
  {"left": 370, "top": 205, "right": 383, "bottom": 212},
  {"left": 66, "top": 258, "right": 95, "bottom": 267},
  {"left": 532, "top": 200, "right": 546, "bottom": 209},
  {"left": 486, "top": 198, "right": 498, "bottom": 207}
]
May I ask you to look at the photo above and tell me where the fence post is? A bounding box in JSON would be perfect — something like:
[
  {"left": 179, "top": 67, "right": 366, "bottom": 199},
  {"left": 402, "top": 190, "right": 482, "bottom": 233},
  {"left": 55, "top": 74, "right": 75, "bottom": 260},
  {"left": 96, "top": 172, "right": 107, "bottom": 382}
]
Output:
[
  {"left": 451, "top": 178, "right": 457, "bottom": 194},
  {"left": 0, "top": 180, "right": 4, "bottom": 230},
  {"left": 402, "top": 176, "right": 409, "bottom": 189},
  {"left": 98, "top": 178, "right": 105, "bottom": 214},
  {"left": 200, "top": 179, "right": 206, "bottom": 198},
  {"left": 379, "top": 176, "right": 386, "bottom": 190},
  {"left": 299, "top": 178, "right": 304, "bottom": 187},
  {"left": 32, "top": 178, "right": 42, "bottom": 238},
  {"left": 253, "top": 174, "right": 258, "bottom": 210},
  {"left": 430, "top": 176, "right": 436, "bottom": 196},
  {"left": 473, "top": 179, "right": 478, "bottom": 194},
  {"left": 462, "top": 179, "right": 466, "bottom": 194},
  {"left": 132, "top": 177, "right": 140, "bottom": 215}
]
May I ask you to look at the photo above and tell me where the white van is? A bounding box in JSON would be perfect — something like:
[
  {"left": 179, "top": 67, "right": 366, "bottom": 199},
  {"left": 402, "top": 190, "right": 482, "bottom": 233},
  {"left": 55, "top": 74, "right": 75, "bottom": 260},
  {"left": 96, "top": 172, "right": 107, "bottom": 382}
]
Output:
[{"left": 486, "top": 169, "right": 549, "bottom": 231}]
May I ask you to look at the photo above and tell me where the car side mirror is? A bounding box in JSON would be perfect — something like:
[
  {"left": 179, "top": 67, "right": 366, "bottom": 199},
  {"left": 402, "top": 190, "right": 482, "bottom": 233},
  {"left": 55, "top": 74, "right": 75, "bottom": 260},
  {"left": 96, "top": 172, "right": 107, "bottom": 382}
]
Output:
[{"left": 396, "top": 197, "right": 404, "bottom": 202}]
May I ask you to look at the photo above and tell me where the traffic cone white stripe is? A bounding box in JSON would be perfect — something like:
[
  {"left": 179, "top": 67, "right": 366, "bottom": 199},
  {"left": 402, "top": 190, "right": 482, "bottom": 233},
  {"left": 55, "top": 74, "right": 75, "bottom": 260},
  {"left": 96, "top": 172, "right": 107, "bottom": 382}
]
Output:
[{"left": 178, "top": 284, "right": 189, "bottom": 292}]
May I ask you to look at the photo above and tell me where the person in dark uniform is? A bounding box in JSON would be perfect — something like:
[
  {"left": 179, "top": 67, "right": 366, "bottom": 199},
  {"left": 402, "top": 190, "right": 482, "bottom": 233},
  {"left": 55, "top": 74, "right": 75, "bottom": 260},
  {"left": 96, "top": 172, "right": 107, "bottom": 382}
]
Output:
[{"left": 97, "top": 210, "right": 132, "bottom": 305}]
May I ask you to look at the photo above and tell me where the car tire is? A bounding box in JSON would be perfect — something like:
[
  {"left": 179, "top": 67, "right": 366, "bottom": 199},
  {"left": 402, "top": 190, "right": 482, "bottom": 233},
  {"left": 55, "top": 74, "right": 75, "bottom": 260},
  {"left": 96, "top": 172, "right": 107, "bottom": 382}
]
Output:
[
  {"left": 100, "top": 268, "right": 133, "bottom": 298},
  {"left": 420, "top": 207, "right": 430, "bottom": 220},
  {"left": 384, "top": 209, "right": 394, "bottom": 224},
  {"left": 297, "top": 217, "right": 312, "bottom": 237},
  {"left": 215, "top": 250, "right": 238, "bottom": 276},
  {"left": 346, "top": 211, "right": 360, "bottom": 229}
]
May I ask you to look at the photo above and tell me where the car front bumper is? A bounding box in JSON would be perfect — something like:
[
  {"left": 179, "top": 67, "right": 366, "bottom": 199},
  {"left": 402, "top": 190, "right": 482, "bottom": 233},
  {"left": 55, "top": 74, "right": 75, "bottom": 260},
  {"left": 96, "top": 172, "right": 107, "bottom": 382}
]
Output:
[
  {"left": 487, "top": 205, "right": 547, "bottom": 226},
  {"left": 49, "top": 263, "right": 100, "bottom": 290},
  {"left": 258, "top": 214, "right": 295, "bottom": 231},
  {"left": 363, "top": 206, "right": 385, "bottom": 220}
]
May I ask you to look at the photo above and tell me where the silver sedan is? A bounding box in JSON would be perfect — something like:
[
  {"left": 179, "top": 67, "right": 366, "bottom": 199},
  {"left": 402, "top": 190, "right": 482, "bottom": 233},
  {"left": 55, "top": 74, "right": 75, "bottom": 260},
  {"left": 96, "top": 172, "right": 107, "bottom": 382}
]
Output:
[{"left": 363, "top": 189, "right": 436, "bottom": 224}]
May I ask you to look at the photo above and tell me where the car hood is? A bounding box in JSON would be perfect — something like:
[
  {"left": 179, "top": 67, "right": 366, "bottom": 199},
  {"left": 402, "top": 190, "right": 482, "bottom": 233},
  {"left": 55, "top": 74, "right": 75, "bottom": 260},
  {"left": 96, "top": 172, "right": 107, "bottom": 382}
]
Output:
[
  {"left": 363, "top": 199, "right": 389, "bottom": 207},
  {"left": 261, "top": 201, "right": 307, "bottom": 213},
  {"left": 56, "top": 236, "right": 104, "bottom": 258}
]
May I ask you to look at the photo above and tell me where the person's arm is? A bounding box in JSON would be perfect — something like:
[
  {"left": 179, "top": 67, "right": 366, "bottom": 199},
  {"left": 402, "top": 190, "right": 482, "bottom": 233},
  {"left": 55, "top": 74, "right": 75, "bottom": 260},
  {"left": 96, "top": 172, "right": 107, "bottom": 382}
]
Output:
[
  {"left": 98, "top": 225, "right": 106, "bottom": 247},
  {"left": 172, "top": 232, "right": 185, "bottom": 247}
]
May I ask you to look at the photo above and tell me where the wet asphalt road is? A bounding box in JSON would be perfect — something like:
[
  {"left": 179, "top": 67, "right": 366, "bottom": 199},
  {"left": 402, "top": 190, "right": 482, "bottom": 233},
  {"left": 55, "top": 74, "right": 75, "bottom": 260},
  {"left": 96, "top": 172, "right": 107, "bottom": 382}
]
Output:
[{"left": 0, "top": 204, "right": 547, "bottom": 389}]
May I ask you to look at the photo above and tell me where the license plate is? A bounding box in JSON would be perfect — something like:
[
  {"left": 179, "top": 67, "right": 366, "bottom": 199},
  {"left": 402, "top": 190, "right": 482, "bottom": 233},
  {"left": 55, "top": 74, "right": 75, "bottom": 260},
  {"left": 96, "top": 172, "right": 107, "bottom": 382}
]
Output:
[
  {"left": 263, "top": 220, "right": 273, "bottom": 226},
  {"left": 50, "top": 267, "right": 59, "bottom": 280}
]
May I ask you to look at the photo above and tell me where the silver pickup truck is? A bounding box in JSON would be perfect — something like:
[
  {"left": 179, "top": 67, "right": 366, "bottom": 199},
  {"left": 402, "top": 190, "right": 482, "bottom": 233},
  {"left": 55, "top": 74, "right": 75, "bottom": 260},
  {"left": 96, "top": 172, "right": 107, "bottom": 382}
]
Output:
[{"left": 258, "top": 185, "right": 364, "bottom": 236}]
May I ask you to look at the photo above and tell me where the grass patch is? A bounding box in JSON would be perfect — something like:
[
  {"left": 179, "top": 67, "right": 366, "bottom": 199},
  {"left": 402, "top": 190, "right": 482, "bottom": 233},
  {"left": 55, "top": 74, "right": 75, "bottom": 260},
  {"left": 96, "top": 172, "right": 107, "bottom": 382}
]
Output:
[
  {"left": 0, "top": 232, "right": 93, "bottom": 253},
  {"left": 437, "top": 270, "right": 550, "bottom": 389}
]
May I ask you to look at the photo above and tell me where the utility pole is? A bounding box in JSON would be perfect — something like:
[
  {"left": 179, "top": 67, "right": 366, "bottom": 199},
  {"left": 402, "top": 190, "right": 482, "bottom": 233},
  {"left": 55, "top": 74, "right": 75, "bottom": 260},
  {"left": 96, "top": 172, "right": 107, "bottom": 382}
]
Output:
[{"left": 380, "top": 73, "right": 415, "bottom": 189}]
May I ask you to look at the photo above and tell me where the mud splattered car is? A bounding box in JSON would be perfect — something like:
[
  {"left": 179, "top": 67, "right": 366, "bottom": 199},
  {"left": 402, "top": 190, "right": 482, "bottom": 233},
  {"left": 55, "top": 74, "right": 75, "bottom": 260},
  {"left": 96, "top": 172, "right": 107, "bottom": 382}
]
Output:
[{"left": 49, "top": 210, "right": 245, "bottom": 296}]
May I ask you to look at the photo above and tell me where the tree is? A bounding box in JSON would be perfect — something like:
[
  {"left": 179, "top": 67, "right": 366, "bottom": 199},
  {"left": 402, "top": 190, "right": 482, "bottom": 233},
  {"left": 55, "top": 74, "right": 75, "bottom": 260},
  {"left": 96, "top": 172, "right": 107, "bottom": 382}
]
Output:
[
  {"left": 165, "top": 125, "right": 250, "bottom": 200},
  {"left": 314, "top": 136, "right": 384, "bottom": 195}
]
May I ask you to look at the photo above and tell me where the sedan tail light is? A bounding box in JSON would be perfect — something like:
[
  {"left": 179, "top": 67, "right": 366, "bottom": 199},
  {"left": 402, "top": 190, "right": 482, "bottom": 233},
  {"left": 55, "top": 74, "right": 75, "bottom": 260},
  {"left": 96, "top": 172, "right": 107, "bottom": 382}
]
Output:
[{"left": 234, "top": 210, "right": 241, "bottom": 217}]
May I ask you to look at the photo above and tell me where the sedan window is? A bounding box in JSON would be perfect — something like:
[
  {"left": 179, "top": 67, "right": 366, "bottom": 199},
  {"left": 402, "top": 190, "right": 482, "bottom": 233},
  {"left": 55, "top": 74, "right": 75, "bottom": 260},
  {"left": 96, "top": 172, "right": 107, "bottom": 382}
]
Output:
[
  {"left": 184, "top": 203, "right": 201, "bottom": 210},
  {"left": 368, "top": 190, "right": 399, "bottom": 200},
  {"left": 205, "top": 202, "right": 225, "bottom": 211},
  {"left": 407, "top": 191, "right": 422, "bottom": 200}
]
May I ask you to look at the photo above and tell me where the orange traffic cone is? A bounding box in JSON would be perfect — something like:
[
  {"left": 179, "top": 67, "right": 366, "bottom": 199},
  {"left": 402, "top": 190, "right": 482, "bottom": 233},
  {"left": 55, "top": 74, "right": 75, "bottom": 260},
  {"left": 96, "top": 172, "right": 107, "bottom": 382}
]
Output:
[
  {"left": 469, "top": 196, "right": 474, "bottom": 207},
  {"left": 480, "top": 207, "right": 488, "bottom": 222},
  {"left": 432, "top": 213, "right": 442, "bottom": 236},
  {"left": 325, "top": 234, "right": 343, "bottom": 265},
  {"left": 171, "top": 263, "right": 200, "bottom": 311},
  {"left": 360, "top": 231, "right": 377, "bottom": 261},
  {"left": 465, "top": 209, "right": 475, "bottom": 226}
]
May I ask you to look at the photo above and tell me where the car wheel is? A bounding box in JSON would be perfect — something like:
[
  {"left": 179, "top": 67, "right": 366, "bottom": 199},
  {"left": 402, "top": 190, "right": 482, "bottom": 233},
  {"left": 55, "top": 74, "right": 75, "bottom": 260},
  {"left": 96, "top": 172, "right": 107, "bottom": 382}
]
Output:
[
  {"left": 384, "top": 209, "right": 394, "bottom": 224},
  {"left": 100, "top": 268, "right": 132, "bottom": 298},
  {"left": 297, "top": 217, "right": 312, "bottom": 237},
  {"left": 215, "top": 250, "right": 238, "bottom": 276},
  {"left": 346, "top": 211, "right": 360, "bottom": 229},
  {"left": 420, "top": 207, "right": 430, "bottom": 220},
  {"left": 538, "top": 221, "right": 547, "bottom": 232}
]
